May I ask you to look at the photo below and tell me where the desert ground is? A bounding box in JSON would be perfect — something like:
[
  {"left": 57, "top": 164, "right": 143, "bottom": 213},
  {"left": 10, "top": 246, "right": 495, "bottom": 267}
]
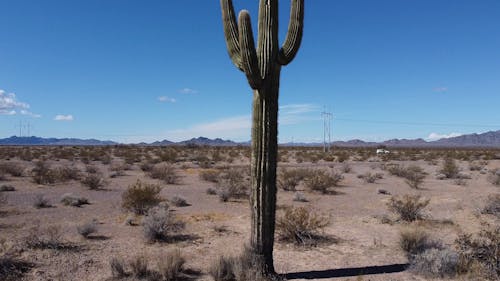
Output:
[{"left": 0, "top": 145, "right": 499, "bottom": 281}]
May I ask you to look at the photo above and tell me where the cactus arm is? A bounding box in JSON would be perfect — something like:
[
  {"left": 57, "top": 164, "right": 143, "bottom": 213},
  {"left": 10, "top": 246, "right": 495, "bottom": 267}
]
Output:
[
  {"left": 221, "top": 0, "right": 243, "bottom": 70},
  {"left": 278, "top": 0, "right": 304, "bottom": 65},
  {"left": 257, "top": 0, "right": 279, "bottom": 79},
  {"left": 239, "top": 11, "right": 262, "bottom": 89}
]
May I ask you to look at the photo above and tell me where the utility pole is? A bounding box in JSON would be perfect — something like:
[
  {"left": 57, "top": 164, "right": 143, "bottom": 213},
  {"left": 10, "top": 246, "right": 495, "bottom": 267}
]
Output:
[{"left": 321, "top": 109, "right": 333, "bottom": 152}]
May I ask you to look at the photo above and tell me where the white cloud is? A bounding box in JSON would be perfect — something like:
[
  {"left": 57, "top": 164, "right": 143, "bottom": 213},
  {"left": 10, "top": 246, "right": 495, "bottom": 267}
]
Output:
[
  {"left": 427, "top": 132, "right": 462, "bottom": 141},
  {"left": 158, "top": 96, "right": 176, "bottom": 103},
  {"left": 0, "top": 89, "right": 37, "bottom": 116},
  {"left": 20, "top": 110, "right": 41, "bottom": 118},
  {"left": 54, "top": 114, "right": 74, "bottom": 121},
  {"left": 279, "top": 103, "right": 321, "bottom": 125},
  {"left": 433, "top": 87, "right": 448, "bottom": 93},
  {"left": 167, "top": 115, "right": 251, "bottom": 141},
  {"left": 178, "top": 88, "right": 198, "bottom": 94}
]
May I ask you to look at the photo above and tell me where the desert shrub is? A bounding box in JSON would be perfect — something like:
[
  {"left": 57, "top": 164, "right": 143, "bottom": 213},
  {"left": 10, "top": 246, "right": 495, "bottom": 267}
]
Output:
[
  {"left": 170, "top": 195, "right": 189, "bottom": 207},
  {"left": 60, "top": 193, "right": 89, "bottom": 207},
  {"left": 482, "top": 194, "right": 500, "bottom": 218},
  {"left": 469, "top": 161, "right": 487, "bottom": 171},
  {"left": 54, "top": 166, "right": 81, "bottom": 182},
  {"left": 77, "top": 221, "right": 98, "bottom": 238},
  {"left": 200, "top": 169, "right": 221, "bottom": 183},
  {"left": 149, "top": 164, "right": 180, "bottom": 184},
  {"left": 0, "top": 239, "right": 32, "bottom": 281},
  {"left": 0, "top": 162, "right": 24, "bottom": 177},
  {"left": 209, "top": 255, "right": 237, "bottom": 281},
  {"left": 487, "top": 169, "right": 500, "bottom": 186},
  {"left": 140, "top": 162, "right": 154, "bottom": 172},
  {"left": 277, "top": 168, "right": 307, "bottom": 191},
  {"left": 340, "top": 162, "right": 352, "bottom": 173},
  {"left": 129, "top": 255, "right": 149, "bottom": 278},
  {"left": 109, "top": 257, "right": 128, "bottom": 278},
  {"left": 24, "top": 224, "right": 64, "bottom": 249},
  {"left": 0, "top": 185, "right": 15, "bottom": 192},
  {"left": 404, "top": 165, "right": 426, "bottom": 189},
  {"left": 387, "top": 194, "right": 430, "bottom": 222},
  {"left": 80, "top": 173, "right": 106, "bottom": 190},
  {"left": 293, "top": 192, "right": 308, "bottom": 202},
  {"left": 409, "top": 248, "right": 459, "bottom": 278},
  {"left": 33, "top": 194, "right": 51, "bottom": 208},
  {"left": 32, "top": 160, "right": 57, "bottom": 185},
  {"left": 385, "top": 163, "right": 407, "bottom": 177},
  {"left": 142, "top": 206, "right": 185, "bottom": 242},
  {"left": 216, "top": 168, "right": 249, "bottom": 202},
  {"left": 303, "top": 169, "right": 343, "bottom": 194},
  {"left": 455, "top": 225, "right": 500, "bottom": 279},
  {"left": 206, "top": 187, "right": 217, "bottom": 195},
  {"left": 85, "top": 165, "right": 99, "bottom": 174},
  {"left": 157, "top": 249, "right": 185, "bottom": 281},
  {"left": 122, "top": 180, "right": 162, "bottom": 215},
  {"left": 440, "top": 158, "right": 460, "bottom": 179},
  {"left": 209, "top": 247, "right": 270, "bottom": 281},
  {"left": 400, "top": 228, "right": 441, "bottom": 257},
  {"left": 276, "top": 206, "right": 330, "bottom": 245},
  {"left": 359, "top": 172, "right": 383, "bottom": 184}
]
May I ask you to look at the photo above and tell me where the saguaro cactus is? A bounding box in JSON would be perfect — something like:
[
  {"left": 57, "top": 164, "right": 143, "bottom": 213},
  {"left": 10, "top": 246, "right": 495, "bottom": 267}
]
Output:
[{"left": 220, "top": 0, "right": 304, "bottom": 274}]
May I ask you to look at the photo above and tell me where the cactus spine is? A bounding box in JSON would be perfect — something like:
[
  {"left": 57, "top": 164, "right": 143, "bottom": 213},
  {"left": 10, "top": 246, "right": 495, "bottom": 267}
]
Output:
[{"left": 220, "top": 0, "right": 304, "bottom": 274}]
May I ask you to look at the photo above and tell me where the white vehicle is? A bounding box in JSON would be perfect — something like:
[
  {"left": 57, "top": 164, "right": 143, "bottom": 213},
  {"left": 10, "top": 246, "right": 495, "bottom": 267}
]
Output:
[{"left": 376, "top": 149, "right": 390, "bottom": 154}]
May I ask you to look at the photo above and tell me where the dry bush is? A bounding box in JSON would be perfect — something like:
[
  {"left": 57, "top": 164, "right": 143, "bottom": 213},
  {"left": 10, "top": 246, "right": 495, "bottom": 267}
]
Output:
[
  {"left": 358, "top": 172, "right": 383, "bottom": 184},
  {"left": 32, "top": 160, "right": 57, "bottom": 185},
  {"left": 387, "top": 194, "right": 430, "bottom": 222},
  {"left": 149, "top": 164, "right": 180, "bottom": 184},
  {"left": 0, "top": 239, "right": 32, "bottom": 281},
  {"left": 199, "top": 169, "right": 221, "bottom": 183},
  {"left": 276, "top": 206, "right": 330, "bottom": 245},
  {"left": 24, "top": 224, "right": 65, "bottom": 249},
  {"left": 80, "top": 173, "right": 107, "bottom": 190},
  {"left": 209, "top": 246, "right": 273, "bottom": 281},
  {"left": 455, "top": 224, "right": 500, "bottom": 279},
  {"left": 487, "top": 169, "right": 500, "bottom": 186},
  {"left": 404, "top": 165, "right": 426, "bottom": 189},
  {"left": 216, "top": 168, "right": 249, "bottom": 202},
  {"left": 0, "top": 162, "right": 24, "bottom": 177},
  {"left": 440, "top": 158, "right": 460, "bottom": 179},
  {"left": 206, "top": 187, "right": 217, "bottom": 195},
  {"left": 122, "top": 180, "right": 162, "bottom": 215},
  {"left": 60, "top": 193, "right": 89, "bottom": 207},
  {"left": 140, "top": 161, "right": 154, "bottom": 173},
  {"left": 277, "top": 168, "right": 307, "bottom": 191},
  {"left": 481, "top": 194, "right": 500, "bottom": 218},
  {"left": 340, "top": 162, "right": 352, "bottom": 173},
  {"left": 157, "top": 249, "right": 185, "bottom": 280},
  {"left": 55, "top": 166, "right": 81, "bottom": 182},
  {"left": 399, "top": 228, "right": 441, "bottom": 257},
  {"left": 109, "top": 257, "right": 128, "bottom": 278},
  {"left": 77, "top": 221, "right": 98, "bottom": 238},
  {"left": 0, "top": 185, "right": 15, "bottom": 192},
  {"left": 142, "top": 206, "right": 185, "bottom": 243},
  {"left": 85, "top": 164, "right": 99, "bottom": 174},
  {"left": 129, "top": 255, "right": 149, "bottom": 278},
  {"left": 303, "top": 169, "right": 343, "bottom": 194},
  {"left": 33, "top": 194, "right": 51, "bottom": 208},
  {"left": 293, "top": 192, "right": 308, "bottom": 202},
  {"left": 170, "top": 195, "right": 189, "bottom": 207},
  {"left": 410, "top": 248, "right": 459, "bottom": 278}
]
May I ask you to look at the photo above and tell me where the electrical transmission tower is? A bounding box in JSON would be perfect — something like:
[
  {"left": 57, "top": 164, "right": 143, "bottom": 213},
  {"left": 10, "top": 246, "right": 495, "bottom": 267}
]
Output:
[{"left": 321, "top": 109, "right": 333, "bottom": 152}]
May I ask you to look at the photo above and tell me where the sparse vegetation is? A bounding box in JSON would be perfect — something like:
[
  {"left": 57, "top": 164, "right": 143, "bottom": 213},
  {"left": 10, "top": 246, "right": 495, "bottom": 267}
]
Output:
[
  {"left": 32, "top": 160, "right": 57, "bottom": 185},
  {"left": 276, "top": 206, "right": 330, "bottom": 245},
  {"left": 303, "top": 169, "right": 343, "bottom": 194},
  {"left": 149, "top": 164, "right": 180, "bottom": 184},
  {"left": 142, "top": 206, "right": 185, "bottom": 242},
  {"left": 121, "top": 180, "right": 162, "bottom": 215},
  {"left": 60, "top": 193, "right": 89, "bottom": 207},
  {"left": 440, "top": 158, "right": 460, "bottom": 179},
  {"left": 170, "top": 195, "right": 189, "bottom": 207},
  {"left": 387, "top": 194, "right": 430, "bottom": 222},
  {"left": 0, "top": 185, "right": 15, "bottom": 192},
  {"left": 277, "top": 168, "right": 308, "bottom": 191},
  {"left": 488, "top": 168, "right": 500, "bottom": 186},
  {"left": 77, "top": 221, "right": 98, "bottom": 238},
  {"left": 482, "top": 194, "right": 500, "bottom": 218},
  {"left": 33, "top": 194, "right": 51, "bottom": 208},
  {"left": 80, "top": 173, "right": 107, "bottom": 190},
  {"left": 216, "top": 168, "right": 249, "bottom": 202}
]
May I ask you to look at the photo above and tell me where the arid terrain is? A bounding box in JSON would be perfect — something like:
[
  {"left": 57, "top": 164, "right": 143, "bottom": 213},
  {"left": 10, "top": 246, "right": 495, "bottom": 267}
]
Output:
[{"left": 0, "top": 146, "right": 499, "bottom": 281}]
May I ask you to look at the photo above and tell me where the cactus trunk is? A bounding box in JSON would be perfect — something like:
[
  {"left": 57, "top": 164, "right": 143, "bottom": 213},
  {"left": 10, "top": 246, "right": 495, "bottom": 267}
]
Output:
[
  {"left": 220, "top": 0, "right": 304, "bottom": 275},
  {"left": 250, "top": 67, "right": 281, "bottom": 274}
]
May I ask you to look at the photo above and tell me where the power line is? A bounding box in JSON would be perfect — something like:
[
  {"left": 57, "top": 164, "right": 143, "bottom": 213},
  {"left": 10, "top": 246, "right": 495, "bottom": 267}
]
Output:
[{"left": 321, "top": 109, "right": 333, "bottom": 152}]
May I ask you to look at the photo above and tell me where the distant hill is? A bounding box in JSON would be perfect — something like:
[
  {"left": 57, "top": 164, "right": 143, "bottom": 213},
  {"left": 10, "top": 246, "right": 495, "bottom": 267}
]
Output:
[{"left": 1, "top": 130, "right": 499, "bottom": 147}]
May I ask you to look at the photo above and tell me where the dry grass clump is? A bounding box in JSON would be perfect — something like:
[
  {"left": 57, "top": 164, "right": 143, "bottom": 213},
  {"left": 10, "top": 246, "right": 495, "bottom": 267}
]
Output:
[
  {"left": 33, "top": 194, "right": 51, "bottom": 208},
  {"left": 303, "top": 169, "right": 343, "bottom": 194},
  {"left": 276, "top": 206, "right": 330, "bottom": 245},
  {"left": 277, "top": 168, "right": 308, "bottom": 191},
  {"left": 358, "top": 172, "right": 383, "bottom": 184},
  {"left": 170, "top": 195, "right": 189, "bottom": 207},
  {"left": 387, "top": 194, "right": 430, "bottom": 222},
  {"left": 399, "top": 228, "right": 441, "bottom": 257},
  {"left": 142, "top": 206, "right": 185, "bottom": 243},
  {"left": 440, "top": 158, "right": 460, "bottom": 179},
  {"left": 455, "top": 224, "right": 500, "bottom": 280},
  {"left": 410, "top": 248, "right": 459, "bottom": 278},
  {"left": 55, "top": 166, "right": 81, "bottom": 181},
  {"left": 403, "top": 165, "right": 426, "bottom": 189},
  {"left": 0, "top": 162, "right": 25, "bottom": 177},
  {"left": 80, "top": 173, "right": 107, "bottom": 190},
  {"left": 77, "top": 221, "right": 98, "bottom": 238},
  {"left": 216, "top": 168, "right": 249, "bottom": 202},
  {"left": 0, "top": 239, "right": 32, "bottom": 281},
  {"left": 122, "top": 180, "right": 162, "bottom": 215},
  {"left": 481, "top": 194, "right": 500, "bottom": 218},
  {"left": 149, "top": 164, "right": 180, "bottom": 184},
  {"left": 32, "top": 160, "right": 58, "bottom": 185},
  {"left": 60, "top": 193, "right": 89, "bottom": 207},
  {"left": 487, "top": 168, "right": 500, "bottom": 186},
  {"left": 24, "top": 224, "right": 66, "bottom": 250},
  {"left": 199, "top": 169, "right": 221, "bottom": 183},
  {"left": 110, "top": 249, "right": 188, "bottom": 280}
]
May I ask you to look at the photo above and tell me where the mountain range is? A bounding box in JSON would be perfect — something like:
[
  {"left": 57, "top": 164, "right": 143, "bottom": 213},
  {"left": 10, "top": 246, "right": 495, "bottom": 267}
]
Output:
[{"left": 0, "top": 130, "right": 499, "bottom": 147}]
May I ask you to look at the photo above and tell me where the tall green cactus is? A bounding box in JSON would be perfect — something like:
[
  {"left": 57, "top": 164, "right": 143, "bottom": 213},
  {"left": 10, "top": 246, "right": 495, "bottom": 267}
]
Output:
[{"left": 220, "top": 0, "right": 304, "bottom": 274}]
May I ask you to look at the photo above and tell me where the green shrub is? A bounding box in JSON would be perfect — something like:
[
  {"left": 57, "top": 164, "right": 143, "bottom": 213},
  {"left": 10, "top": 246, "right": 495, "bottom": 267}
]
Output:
[
  {"left": 122, "top": 180, "right": 162, "bottom": 215},
  {"left": 440, "top": 158, "right": 460, "bottom": 179}
]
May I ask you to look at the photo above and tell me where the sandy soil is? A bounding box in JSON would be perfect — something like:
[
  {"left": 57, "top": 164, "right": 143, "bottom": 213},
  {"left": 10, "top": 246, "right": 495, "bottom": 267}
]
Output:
[{"left": 0, "top": 147, "right": 498, "bottom": 281}]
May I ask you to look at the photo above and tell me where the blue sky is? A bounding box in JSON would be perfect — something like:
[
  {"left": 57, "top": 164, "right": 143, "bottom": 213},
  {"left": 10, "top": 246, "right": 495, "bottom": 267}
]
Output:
[{"left": 1, "top": 0, "right": 499, "bottom": 143}]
